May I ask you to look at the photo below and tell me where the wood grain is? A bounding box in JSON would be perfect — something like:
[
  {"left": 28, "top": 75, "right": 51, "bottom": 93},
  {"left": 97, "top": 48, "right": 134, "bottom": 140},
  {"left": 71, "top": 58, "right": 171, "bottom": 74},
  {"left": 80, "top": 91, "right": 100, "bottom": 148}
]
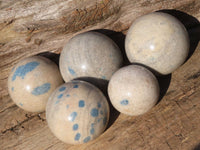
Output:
[{"left": 0, "top": 0, "right": 200, "bottom": 149}]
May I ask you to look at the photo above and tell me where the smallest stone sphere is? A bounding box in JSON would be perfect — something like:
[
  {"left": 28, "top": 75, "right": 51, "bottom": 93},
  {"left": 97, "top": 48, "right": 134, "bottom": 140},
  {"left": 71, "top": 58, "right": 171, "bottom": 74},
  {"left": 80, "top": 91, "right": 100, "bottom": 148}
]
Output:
[{"left": 108, "top": 65, "right": 160, "bottom": 116}]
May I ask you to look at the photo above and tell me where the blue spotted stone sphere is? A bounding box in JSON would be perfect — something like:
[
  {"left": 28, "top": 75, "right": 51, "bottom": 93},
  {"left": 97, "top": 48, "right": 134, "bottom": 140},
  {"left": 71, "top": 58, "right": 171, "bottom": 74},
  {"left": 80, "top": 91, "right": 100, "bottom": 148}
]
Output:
[
  {"left": 46, "top": 80, "right": 110, "bottom": 144},
  {"left": 7, "top": 56, "right": 63, "bottom": 112},
  {"left": 108, "top": 65, "right": 160, "bottom": 116}
]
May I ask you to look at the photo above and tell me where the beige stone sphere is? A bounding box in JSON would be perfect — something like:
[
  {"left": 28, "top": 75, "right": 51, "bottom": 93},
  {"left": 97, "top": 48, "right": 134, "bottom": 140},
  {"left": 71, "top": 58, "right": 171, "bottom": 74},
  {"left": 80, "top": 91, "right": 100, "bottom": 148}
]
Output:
[
  {"left": 125, "top": 12, "right": 189, "bottom": 75},
  {"left": 59, "top": 31, "right": 123, "bottom": 82},
  {"left": 46, "top": 80, "right": 110, "bottom": 144},
  {"left": 108, "top": 65, "right": 160, "bottom": 116},
  {"left": 8, "top": 56, "right": 63, "bottom": 112}
]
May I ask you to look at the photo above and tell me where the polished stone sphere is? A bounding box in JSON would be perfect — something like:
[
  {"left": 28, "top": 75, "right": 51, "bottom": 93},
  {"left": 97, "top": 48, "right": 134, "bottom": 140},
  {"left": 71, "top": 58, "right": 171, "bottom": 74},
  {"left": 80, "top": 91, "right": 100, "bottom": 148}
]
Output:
[
  {"left": 46, "top": 80, "right": 110, "bottom": 144},
  {"left": 60, "top": 31, "right": 123, "bottom": 82},
  {"left": 8, "top": 56, "right": 63, "bottom": 112},
  {"left": 108, "top": 65, "right": 160, "bottom": 116},
  {"left": 125, "top": 12, "right": 189, "bottom": 75}
]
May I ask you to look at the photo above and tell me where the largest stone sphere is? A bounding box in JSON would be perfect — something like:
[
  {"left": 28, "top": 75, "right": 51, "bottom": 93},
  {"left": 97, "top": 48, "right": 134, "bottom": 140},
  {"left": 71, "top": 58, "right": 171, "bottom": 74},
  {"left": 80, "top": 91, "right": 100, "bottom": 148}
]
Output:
[
  {"left": 125, "top": 12, "right": 189, "bottom": 75},
  {"left": 46, "top": 80, "right": 110, "bottom": 144},
  {"left": 60, "top": 31, "right": 123, "bottom": 82}
]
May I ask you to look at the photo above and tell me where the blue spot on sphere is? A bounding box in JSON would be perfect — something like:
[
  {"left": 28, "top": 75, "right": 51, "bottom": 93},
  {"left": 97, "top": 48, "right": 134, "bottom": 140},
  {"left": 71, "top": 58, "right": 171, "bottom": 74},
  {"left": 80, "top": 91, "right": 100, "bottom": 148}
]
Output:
[
  {"left": 73, "top": 85, "right": 78, "bottom": 88},
  {"left": 31, "top": 83, "right": 51, "bottom": 96},
  {"left": 103, "top": 117, "right": 107, "bottom": 125},
  {"left": 12, "top": 61, "right": 39, "bottom": 81},
  {"left": 83, "top": 136, "right": 91, "bottom": 143},
  {"left": 74, "top": 133, "right": 81, "bottom": 141},
  {"left": 98, "top": 118, "right": 102, "bottom": 122},
  {"left": 91, "top": 108, "right": 98, "bottom": 117},
  {"left": 79, "top": 100, "right": 85, "bottom": 107},
  {"left": 101, "top": 76, "right": 106, "bottom": 80},
  {"left": 120, "top": 99, "right": 129, "bottom": 105},
  {"left": 19, "top": 103, "right": 23, "bottom": 106},
  {"left": 57, "top": 94, "right": 63, "bottom": 99},
  {"left": 97, "top": 102, "right": 101, "bottom": 108},
  {"left": 55, "top": 100, "right": 60, "bottom": 104},
  {"left": 69, "top": 112, "right": 77, "bottom": 122},
  {"left": 66, "top": 105, "right": 69, "bottom": 109},
  {"left": 11, "top": 87, "right": 14, "bottom": 91},
  {"left": 73, "top": 124, "right": 79, "bottom": 131},
  {"left": 91, "top": 123, "right": 95, "bottom": 128},
  {"left": 68, "top": 67, "right": 76, "bottom": 76},
  {"left": 66, "top": 94, "right": 70, "bottom": 97},
  {"left": 100, "top": 110, "right": 103, "bottom": 115},
  {"left": 59, "top": 87, "right": 66, "bottom": 92},
  {"left": 90, "top": 128, "right": 94, "bottom": 135}
]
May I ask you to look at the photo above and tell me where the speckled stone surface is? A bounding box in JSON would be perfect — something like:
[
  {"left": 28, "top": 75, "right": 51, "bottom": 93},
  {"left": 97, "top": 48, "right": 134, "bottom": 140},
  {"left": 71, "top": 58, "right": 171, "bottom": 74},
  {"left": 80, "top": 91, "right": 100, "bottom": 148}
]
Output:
[
  {"left": 46, "top": 80, "right": 110, "bottom": 145},
  {"left": 108, "top": 65, "right": 160, "bottom": 116},
  {"left": 59, "top": 31, "right": 123, "bottom": 82},
  {"left": 7, "top": 56, "right": 63, "bottom": 112},
  {"left": 125, "top": 12, "right": 189, "bottom": 75}
]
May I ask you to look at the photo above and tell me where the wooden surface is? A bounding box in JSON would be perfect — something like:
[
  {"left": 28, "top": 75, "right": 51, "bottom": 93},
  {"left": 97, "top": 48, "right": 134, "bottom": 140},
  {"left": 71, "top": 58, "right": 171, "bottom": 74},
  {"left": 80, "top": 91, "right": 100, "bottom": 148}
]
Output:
[{"left": 0, "top": 0, "right": 200, "bottom": 149}]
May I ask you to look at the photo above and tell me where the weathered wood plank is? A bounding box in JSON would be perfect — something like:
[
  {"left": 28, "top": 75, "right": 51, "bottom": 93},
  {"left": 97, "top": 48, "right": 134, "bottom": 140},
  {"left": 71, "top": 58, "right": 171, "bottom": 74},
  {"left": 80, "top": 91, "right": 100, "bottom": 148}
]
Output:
[{"left": 0, "top": 0, "right": 200, "bottom": 149}]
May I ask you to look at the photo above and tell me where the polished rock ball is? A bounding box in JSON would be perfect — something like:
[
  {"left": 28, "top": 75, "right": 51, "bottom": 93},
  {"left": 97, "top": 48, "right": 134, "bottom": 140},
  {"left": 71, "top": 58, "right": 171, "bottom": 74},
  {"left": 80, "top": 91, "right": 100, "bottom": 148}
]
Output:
[
  {"left": 108, "top": 65, "right": 160, "bottom": 116},
  {"left": 8, "top": 56, "right": 63, "bottom": 112},
  {"left": 46, "top": 80, "right": 110, "bottom": 144},
  {"left": 59, "top": 31, "right": 123, "bottom": 82},
  {"left": 125, "top": 12, "right": 189, "bottom": 75}
]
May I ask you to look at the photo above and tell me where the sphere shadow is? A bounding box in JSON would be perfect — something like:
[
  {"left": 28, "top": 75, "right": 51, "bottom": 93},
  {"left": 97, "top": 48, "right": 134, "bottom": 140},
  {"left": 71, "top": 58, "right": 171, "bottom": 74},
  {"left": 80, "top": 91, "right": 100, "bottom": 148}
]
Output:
[
  {"left": 193, "top": 143, "right": 200, "bottom": 150},
  {"left": 156, "top": 74, "right": 172, "bottom": 104},
  {"left": 74, "top": 77, "right": 120, "bottom": 130},
  {"left": 37, "top": 52, "right": 60, "bottom": 66},
  {"left": 158, "top": 9, "right": 200, "bottom": 61}
]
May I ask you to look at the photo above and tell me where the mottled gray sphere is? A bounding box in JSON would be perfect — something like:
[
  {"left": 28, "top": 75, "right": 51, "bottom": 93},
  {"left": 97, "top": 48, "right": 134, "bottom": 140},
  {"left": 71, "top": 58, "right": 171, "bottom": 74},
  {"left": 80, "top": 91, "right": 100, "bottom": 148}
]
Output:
[
  {"left": 108, "top": 65, "right": 160, "bottom": 116},
  {"left": 60, "top": 31, "right": 123, "bottom": 82},
  {"left": 125, "top": 12, "right": 189, "bottom": 75},
  {"left": 46, "top": 80, "right": 109, "bottom": 144}
]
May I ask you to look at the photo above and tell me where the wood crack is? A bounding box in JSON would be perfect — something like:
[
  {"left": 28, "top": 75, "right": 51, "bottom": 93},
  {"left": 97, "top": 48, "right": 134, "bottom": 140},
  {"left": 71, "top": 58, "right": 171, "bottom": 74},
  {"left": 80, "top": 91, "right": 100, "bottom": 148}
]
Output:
[
  {"left": 61, "top": 0, "right": 121, "bottom": 34},
  {"left": 0, "top": 104, "right": 16, "bottom": 114},
  {"left": 1, "top": 114, "right": 38, "bottom": 134},
  {"left": 166, "top": 141, "right": 173, "bottom": 150},
  {"left": 187, "top": 71, "right": 200, "bottom": 80},
  {"left": 37, "top": 113, "right": 45, "bottom": 121},
  {"left": 45, "top": 141, "right": 60, "bottom": 150}
]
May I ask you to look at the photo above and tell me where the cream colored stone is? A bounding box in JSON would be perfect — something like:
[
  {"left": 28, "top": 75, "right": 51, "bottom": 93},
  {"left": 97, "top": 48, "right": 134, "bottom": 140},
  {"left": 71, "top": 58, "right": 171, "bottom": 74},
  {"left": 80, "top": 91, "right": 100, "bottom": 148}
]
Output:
[
  {"left": 125, "top": 12, "right": 189, "bottom": 75},
  {"left": 46, "top": 80, "right": 110, "bottom": 144},
  {"left": 108, "top": 65, "right": 160, "bottom": 116},
  {"left": 8, "top": 56, "right": 63, "bottom": 112},
  {"left": 59, "top": 31, "right": 123, "bottom": 82}
]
